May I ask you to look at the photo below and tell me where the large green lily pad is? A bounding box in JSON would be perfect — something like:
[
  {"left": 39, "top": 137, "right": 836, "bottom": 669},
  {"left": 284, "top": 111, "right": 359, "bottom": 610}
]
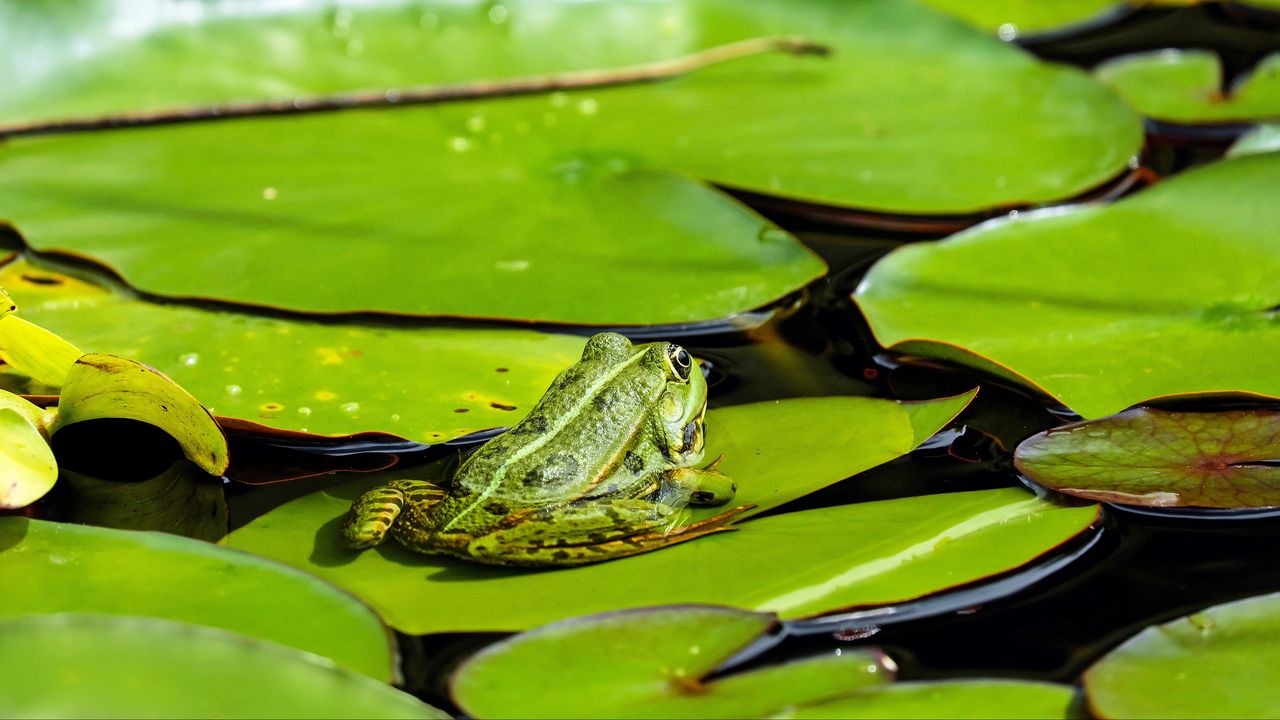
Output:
[
  {"left": 1096, "top": 50, "right": 1280, "bottom": 124},
  {"left": 1016, "top": 407, "right": 1280, "bottom": 510},
  {"left": 1084, "top": 591, "right": 1280, "bottom": 718},
  {"left": 0, "top": 613, "right": 444, "bottom": 719},
  {"left": 0, "top": 0, "right": 1138, "bottom": 323},
  {"left": 791, "top": 680, "right": 1076, "bottom": 719},
  {"left": 854, "top": 151, "right": 1280, "bottom": 419},
  {"left": 228, "top": 485, "right": 1097, "bottom": 634},
  {"left": 451, "top": 605, "right": 890, "bottom": 719},
  {"left": 227, "top": 391, "right": 1098, "bottom": 633},
  {"left": 0, "top": 517, "right": 396, "bottom": 680},
  {"left": 0, "top": 260, "right": 585, "bottom": 440}
]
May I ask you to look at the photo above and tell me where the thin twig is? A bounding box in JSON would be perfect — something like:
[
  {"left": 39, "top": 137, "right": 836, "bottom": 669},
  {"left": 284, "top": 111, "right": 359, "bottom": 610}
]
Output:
[{"left": 0, "top": 36, "right": 830, "bottom": 140}]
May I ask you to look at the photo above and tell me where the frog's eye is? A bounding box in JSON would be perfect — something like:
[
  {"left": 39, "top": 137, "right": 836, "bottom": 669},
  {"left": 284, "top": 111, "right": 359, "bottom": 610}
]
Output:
[{"left": 666, "top": 345, "right": 692, "bottom": 381}]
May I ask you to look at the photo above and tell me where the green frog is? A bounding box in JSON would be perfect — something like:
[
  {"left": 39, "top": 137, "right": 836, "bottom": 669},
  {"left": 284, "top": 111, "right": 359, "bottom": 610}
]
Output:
[{"left": 339, "top": 332, "right": 745, "bottom": 566}]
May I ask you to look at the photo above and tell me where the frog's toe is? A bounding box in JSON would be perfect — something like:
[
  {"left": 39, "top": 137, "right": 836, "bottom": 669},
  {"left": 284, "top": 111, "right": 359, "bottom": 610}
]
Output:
[
  {"left": 691, "top": 484, "right": 734, "bottom": 505},
  {"left": 671, "top": 465, "right": 736, "bottom": 506}
]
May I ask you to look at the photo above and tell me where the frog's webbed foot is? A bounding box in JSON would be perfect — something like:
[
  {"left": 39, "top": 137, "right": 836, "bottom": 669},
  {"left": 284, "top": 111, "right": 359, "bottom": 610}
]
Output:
[
  {"left": 339, "top": 479, "right": 445, "bottom": 550},
  {"left": 666, "top": 456, "right": 736, "bottom": 506},
  {"left": 467, "top": 499, "right": 751, "bottom": 566}
]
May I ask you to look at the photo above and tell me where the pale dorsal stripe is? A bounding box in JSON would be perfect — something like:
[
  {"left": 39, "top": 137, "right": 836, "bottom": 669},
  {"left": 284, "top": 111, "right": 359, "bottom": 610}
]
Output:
[{"left": 442, "top": 350, "right": 650, "bottom": 531}]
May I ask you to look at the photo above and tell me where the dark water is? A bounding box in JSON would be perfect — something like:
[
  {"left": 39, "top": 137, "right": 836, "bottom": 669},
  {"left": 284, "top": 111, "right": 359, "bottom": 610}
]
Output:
[{"left": 33, "top": 2, "right": 1280, "bottom": 712}]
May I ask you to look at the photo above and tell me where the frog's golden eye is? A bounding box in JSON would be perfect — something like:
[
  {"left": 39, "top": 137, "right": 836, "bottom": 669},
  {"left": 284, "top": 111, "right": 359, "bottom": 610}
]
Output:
[{"left": 666, "top": 345, "right": 692, "bottom": 381}]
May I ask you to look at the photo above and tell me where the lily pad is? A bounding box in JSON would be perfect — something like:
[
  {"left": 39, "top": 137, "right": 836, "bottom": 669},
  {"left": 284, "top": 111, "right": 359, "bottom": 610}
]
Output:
[
  {"left": 920, "top": 0, "right": 1117, "bottom": 35},
  {"left": 0, "top": 395, "right": 56, "bottom": 508},
  {"left": 451, "top": 605, "right": 890, "bottom": 719},
  {"left": 854, "top": 151, "right": 1280, "bottom": 419},
  {"left": 0, "top": 313, "right": 82, "bottom": 387},
  {"left": 1096, "top": 50, "right": 1280, "bottom": 124},
  {"left": 0, "top": 1, "right": 1139, "bottom": 323},
  {"left": 1084, "top": 590, "right": 1280, "bottom": 718},
  {"left": 1228, "top": 123, "right": 1280, "bottom": 157},
  {"left": 50, "top": 461, "right": 228, "bottom": 541},
  {"left": 688, "top": 391, "right": 976, "bottom": 522},
  {"left": 53, "top": 353, "right": 229, "bottom": 475},
  {"left": 0, "top": 517, "right": 396, "bottom": 681},
  {"left": 0, "top": 613, "right": 444, "bottom": 719},
  {"left": 0, "top": 259, "right": 585, "bottom": 440},
  {"left": 1015, "top": 407, "right": 1280, "bottom": 510},
  {"left": 790, "top": 680, "right": 1077, "bottom": 719},
  {"left": 227, "top": 391, "right": 1098, "bottom": 632}
]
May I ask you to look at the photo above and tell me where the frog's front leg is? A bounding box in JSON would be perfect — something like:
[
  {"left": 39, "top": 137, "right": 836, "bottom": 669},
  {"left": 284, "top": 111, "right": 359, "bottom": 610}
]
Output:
[
  {"left": 339, "top": 479, "right": 445, "bottom": 549},
  {"left": 466, "top": 499, "right": 747, "bottom": 566},
  {"left": 665, "top": 454, "right": 736, "bottom": 506}
]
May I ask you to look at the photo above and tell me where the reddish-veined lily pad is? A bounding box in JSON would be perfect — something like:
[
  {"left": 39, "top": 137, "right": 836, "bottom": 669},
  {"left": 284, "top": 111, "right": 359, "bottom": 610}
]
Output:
[
  {"left": 0, "top": 260, "right": 585, "bottom": 440},
  {"left": 1084, "top": 590, "right": 1280, "bottom": 718},
  {"left": 451, "top": 605, "right": 890, "bottom": 719},
  {"left": 854, "top": 151, "right": 1280, "bottom": 419},
  {"left": 0, "top": 517, "right": 397, "bottom": 681},
  {"left": 1015, "top": 407, "right": 1280, "bottom": 510},
  {"left": 0, "top": 0, "right": 1139, "bottom": 324},
  {"left": 0, "top": 613, "right": 444, "bottom": 719},
  {"left": 1096, "top": 50, "right": 1280, "bottom": 124}
]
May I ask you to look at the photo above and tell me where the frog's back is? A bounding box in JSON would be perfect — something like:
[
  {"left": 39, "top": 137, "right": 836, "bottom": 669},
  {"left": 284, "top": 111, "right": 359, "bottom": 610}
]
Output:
[{"left": 452, "top": 346, "right": 664, "bottom": 505}]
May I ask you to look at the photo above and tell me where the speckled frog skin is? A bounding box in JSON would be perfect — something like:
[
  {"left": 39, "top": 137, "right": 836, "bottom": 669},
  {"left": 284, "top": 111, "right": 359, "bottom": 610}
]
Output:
[{"left": 339, "top": 332, "right": 744, "bottom": 566}]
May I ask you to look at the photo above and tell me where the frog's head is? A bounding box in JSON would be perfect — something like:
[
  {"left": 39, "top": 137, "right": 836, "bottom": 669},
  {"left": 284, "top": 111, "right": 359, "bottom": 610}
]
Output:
[
  {"left": 579, "top": 332, "right": 708, "bottom": 458},
  {"left": 649, "top": 340, "right": 708, "bottom": 460}
]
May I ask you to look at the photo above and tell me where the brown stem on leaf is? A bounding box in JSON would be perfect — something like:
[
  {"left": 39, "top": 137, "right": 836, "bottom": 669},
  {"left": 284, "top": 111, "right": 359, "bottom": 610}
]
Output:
[{"left": 0, "top": 36, "right": 830, "bottom": 140}]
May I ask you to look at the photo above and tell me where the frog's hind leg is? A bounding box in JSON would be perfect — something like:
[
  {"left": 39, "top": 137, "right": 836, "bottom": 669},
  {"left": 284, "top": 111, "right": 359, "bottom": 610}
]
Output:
[
  {"left": 339, "top": 479, "right": 445, "bottom": 550},
  {"left": 467, "top": 499, "right": 751, "bottom": 566}
]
